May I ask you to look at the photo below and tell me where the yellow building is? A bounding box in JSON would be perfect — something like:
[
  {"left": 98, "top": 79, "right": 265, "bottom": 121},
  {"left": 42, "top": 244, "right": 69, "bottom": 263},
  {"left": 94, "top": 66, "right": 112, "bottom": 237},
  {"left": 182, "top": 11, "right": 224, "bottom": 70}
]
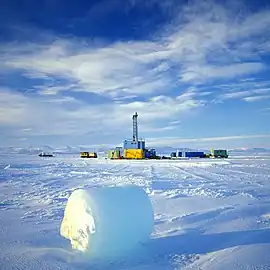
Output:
[{"left": 124, "top": 149, "right": 144, "bottom": 159}]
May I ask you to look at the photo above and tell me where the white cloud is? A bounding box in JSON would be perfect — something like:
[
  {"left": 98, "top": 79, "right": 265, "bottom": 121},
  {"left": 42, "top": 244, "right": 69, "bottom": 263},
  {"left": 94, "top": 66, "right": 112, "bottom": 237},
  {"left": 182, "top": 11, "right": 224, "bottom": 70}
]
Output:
[
  {"left": 0, "top": 89, "right": 83, "bottom": 135},
  {"left": 0, "top": 91, "right": 29, "bottom": 125},
  {"left": 1, "top": 40, "right": 172, "bottom": 98},
  {"left": 221, "top": 90, "right": 255, "bottom": 99},
  {"left": 258, "top": 41, "right": 270, "bottom": 54},
  {"left": 147, "top": 134, "right": 270, "bottom": 147},
  {"left": 229, "top": 10, "right": 270, "bottom": 41},
  {"left": 1, "top": 2, "right": 270, "bottom": 97},
  {"left": 163, "top": 2, "right": 270, "bottom": 82},
  {"left": 0, "top": 88, "right": 203, "bottom": 140},
  {"left": 220, "top": 88, "right": 270, "bottom": 101},
  {"left": 243, "top": 95, "right": 270, "bottom": 102},
  {"left": 254, "top": 88, "right": 270, "bottom": 94},
  {"left": 37, "top": 85, "right": 79, "bottom": 96},
  {"left": 180, "top": 63, "right": 265, "bottom": 83}
]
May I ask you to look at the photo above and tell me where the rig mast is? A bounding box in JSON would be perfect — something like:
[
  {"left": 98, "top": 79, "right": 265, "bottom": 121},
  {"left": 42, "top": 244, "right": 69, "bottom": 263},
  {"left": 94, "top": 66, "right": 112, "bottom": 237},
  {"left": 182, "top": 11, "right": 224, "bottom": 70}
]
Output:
[{"left": 132, "top": 112, "right": 138, "bottom": 142}]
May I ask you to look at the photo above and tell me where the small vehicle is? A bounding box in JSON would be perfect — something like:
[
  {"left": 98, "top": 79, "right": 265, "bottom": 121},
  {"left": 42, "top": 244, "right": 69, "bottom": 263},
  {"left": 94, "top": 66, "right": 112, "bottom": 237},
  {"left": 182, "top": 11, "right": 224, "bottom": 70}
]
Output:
[
  {"left": 39, "top": 152, "right": 54, "bottom": 157},
  {"left": 80, "top": 152, "right": 97, "bottom": 158}
]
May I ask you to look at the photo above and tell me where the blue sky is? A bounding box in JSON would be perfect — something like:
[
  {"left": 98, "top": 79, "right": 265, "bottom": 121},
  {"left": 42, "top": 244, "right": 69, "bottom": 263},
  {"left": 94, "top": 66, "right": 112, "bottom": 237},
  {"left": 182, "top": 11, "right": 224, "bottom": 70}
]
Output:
[{"left": 0, "top": 0, "right": 270, "bottom": 149}]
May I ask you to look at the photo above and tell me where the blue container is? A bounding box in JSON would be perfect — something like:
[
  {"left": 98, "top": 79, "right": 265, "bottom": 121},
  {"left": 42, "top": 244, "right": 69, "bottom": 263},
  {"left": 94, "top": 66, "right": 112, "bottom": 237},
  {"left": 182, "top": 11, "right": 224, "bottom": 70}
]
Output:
[
  {"left": 177, "top": 151, "right": 182, "bottom": 157},
  {"left": 150, "top": 149, "right": 156, "bottom": 156},
  {"left": 197, "top": 152, "right": 204, "bottom": 157},
  {"left": 141, "top": 140, "right": 146, "bottom": 150},
  {"left": 185, "top": 151, "right": 204, "bottom": 158},
  {"left": 123, "top": 139, "right": 145, "bottom": 150},
  {"left": 138, "top": 140, "right": 146, "bottom": 150},
  {"left": 145, "top": 151, "right": 151, "bottom": 158}
]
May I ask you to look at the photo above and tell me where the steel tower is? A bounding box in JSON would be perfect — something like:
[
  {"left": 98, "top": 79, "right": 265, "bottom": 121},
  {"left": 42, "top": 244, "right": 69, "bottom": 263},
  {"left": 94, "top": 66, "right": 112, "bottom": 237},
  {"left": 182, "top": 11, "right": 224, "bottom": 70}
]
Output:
[{"left": 132, "top": 112, "right": 138, "bottom": 142}]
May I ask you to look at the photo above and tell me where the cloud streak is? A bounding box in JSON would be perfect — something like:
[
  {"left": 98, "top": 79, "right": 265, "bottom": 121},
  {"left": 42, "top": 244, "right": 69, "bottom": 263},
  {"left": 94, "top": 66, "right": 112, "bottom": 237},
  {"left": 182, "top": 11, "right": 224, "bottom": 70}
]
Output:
[
  {"left": 243, "top": 95, "right": 270, "bottom": 102},
  {"left": 147, "top": 134, "right": 270, "bottom": 147},
  {"left": 219, "top": 87, "right": 270, "bottom": 101}
]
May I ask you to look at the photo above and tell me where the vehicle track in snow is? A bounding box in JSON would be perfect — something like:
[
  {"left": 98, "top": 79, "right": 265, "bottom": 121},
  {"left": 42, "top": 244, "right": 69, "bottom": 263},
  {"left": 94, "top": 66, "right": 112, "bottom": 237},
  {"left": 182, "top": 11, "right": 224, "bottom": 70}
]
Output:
[
  {"left": 169, "top": 164, "right": 217, "bottom": 182},
  {"left": 164, "top": 164, "right": 259, "bottom": 199}
]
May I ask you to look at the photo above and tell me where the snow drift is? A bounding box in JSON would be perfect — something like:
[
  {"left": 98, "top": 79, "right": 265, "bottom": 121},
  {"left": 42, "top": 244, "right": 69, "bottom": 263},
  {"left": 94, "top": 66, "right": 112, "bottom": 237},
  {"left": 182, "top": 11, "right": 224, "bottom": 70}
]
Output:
[{"left": 60, "top": 185, "right": 154, "bottom": 259}]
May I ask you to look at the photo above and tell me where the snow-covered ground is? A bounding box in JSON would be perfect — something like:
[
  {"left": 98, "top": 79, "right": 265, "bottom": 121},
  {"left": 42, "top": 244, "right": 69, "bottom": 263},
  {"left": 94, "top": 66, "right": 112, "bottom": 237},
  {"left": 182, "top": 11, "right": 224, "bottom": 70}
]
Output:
[{"left": 1, "top": 152, "right": 270, "bottom": 269}]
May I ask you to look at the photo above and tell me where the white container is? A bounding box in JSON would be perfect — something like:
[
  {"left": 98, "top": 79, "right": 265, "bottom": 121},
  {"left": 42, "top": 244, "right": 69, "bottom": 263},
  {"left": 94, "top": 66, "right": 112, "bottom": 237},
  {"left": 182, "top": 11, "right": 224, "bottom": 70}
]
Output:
[{"left": 60, "top": 185, "right": 154, "bottom": 259}]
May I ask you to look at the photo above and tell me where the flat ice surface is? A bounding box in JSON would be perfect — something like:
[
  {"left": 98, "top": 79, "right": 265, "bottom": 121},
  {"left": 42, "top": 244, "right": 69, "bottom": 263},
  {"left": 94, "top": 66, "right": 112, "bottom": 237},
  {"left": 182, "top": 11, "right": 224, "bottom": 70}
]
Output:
[{"left": 1, "top": 153, "right": 270, "bottom": 269}]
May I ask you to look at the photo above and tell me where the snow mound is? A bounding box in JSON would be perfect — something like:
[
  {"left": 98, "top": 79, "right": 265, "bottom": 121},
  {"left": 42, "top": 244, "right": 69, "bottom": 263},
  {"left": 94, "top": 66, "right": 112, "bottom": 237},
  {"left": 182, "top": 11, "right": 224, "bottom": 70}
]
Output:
[{"left": 60, "top": 185, "right": 154, "bottom": 259}]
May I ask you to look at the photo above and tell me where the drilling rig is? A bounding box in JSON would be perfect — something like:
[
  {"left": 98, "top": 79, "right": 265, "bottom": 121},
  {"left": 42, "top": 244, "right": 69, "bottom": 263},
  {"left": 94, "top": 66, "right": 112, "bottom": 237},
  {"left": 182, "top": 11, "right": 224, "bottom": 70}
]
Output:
[
  {"left": 107, "top": 112, "right": 157, "bottom": 159},
  {"left": 122, "top": 113, "right": 144, "bottom": 148}
]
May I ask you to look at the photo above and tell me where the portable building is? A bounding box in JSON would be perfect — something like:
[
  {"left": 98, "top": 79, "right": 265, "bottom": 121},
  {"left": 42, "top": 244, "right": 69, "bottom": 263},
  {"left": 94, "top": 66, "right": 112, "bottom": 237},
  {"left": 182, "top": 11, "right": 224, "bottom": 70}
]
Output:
[
  {"left": 210, "top": 149, "right": 228, "bottom": 158},
  {"left": 124, "top": 149, "right": 144, "bottom": 159}
]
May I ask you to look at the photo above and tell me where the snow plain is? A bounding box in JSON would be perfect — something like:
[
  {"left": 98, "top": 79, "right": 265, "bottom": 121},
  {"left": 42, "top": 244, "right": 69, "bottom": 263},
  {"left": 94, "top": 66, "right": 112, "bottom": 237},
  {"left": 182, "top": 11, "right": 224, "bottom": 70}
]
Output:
[{"left": 1, "top": 152, "right": 270, "bottom": 269}]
